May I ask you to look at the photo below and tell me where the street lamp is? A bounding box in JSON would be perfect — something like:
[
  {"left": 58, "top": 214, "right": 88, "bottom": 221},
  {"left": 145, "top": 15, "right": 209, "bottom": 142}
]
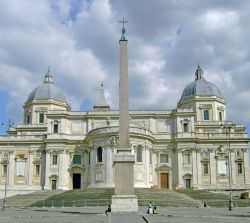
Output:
[
  {"left": 1, "top": 121, "right": 13, "bottom": 211},
  {"left": 221, "top": 123, "right": 236, "bottom": 211}
]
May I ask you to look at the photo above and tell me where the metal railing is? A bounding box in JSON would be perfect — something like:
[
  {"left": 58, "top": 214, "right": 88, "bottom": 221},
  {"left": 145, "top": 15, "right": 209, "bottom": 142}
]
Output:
[{"left": 32, "top": 199, "right": 111, "bottom": 208}]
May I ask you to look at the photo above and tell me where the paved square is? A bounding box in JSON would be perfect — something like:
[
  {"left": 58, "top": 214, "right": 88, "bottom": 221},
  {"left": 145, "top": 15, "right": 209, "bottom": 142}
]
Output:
[{"left": 0, "top": 207, "right": 250, "bottom": 223}]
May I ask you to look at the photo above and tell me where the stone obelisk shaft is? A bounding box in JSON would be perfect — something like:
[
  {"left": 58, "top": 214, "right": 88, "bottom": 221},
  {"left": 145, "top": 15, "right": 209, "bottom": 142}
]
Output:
[
  {"left": 111, "top": 20, "right": 138, "bottom": 213},
  {"left": 119, "top": 39, "right": 129, "bottom": 149}
]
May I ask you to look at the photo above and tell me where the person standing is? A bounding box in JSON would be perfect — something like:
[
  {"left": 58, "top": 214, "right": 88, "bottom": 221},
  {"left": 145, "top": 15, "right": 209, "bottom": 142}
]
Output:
[{"left": 147, "top": 202, "right": 153, "bottom": 214}]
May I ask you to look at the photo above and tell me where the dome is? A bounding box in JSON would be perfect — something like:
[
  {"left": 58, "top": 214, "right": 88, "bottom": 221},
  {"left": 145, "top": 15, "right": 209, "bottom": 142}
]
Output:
[
  {"left": 26, "top": 71, "right": 67, "bottom": 104},
  {"left": 180, "top": 66, "right": 223, "bottom": 101}
]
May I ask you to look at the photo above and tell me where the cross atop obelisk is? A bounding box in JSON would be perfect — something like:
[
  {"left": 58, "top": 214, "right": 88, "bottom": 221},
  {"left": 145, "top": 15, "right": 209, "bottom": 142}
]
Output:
[{"left": 119, "top": 17, "right": 128, "bottom": 40}]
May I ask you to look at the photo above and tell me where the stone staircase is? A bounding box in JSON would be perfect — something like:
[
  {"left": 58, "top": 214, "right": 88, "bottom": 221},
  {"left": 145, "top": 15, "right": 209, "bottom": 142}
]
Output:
[
  {"left": 135, "top": 188, "right": 202, "bottom": 207},
  {"left": 179, "top": 189, "right": 250, "bottom": 208},
  {"left": 31, "top": 188, "right": 202, "bottom": 208},
  {"left": 0, "top": 188, "right": 205, "bottom": 207},
  {"left": 35, "top": 188, "right": 114, "bottom": 207},
  {"left": 0, "top": 190, "right": 64, "bottom": 208},
  {"left": 5, "top": 188, "right": 248, "bottom": 208}
]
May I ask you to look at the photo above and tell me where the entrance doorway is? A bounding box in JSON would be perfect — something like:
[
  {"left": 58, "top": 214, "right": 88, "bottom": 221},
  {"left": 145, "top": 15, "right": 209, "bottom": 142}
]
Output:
[
  {"left": 185, "top": 179, "right": 191, "bottom": 189},
  {"left": 73, "top": 173, "right": 81, "bottom": 189},
  {"left": 51, "top": 179, "right": 57, "bottom": 190},
  {"left": 160, "top": 173, "right": 169, "bottom": 188}
]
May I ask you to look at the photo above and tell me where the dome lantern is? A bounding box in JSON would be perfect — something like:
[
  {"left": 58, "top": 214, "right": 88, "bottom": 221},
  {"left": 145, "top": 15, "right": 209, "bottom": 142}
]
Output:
[
  {"left": 179, "top": 66, "right": 224, "bottom": 102},
  {"left": 44, "top": 67, "right": 54, "bottom": 84}
]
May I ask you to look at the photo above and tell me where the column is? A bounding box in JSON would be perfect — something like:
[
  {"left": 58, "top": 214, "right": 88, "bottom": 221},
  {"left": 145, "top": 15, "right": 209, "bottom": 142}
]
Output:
[
  {"left": 145, "top": 148, "right": 149, "bottom": 186},
  {"left": 58, "top": 150, "right": 68, "bottom": 190},
  {"left": 192, "top": 149, "right": 198, "bottom": 188},
  {"left": 41, "top": 151, "right": 46, "bottom": 189},
  {"left": 196, "top": 151, "right": 202, "bottom": 187},
  {"left": 177, "top": 151, "right": 183, "bottom": 188},
  {"left": 90, "top": 150, "right": 96, "bottom": 186},
  {"left": 44, "top": 151, "right": 50, "bottom": 190},
  {"left": 230, "top": 150, "right": 236, "bottom": 186},
  {"left": 210, "top": 150, "right": 216, "bottom": 187},
  {"left": 8, "top": 151, "right": 15, "bottom": 187},
  {"left": 106, "top": 146, "right": 113, "bottom": 186},
  {"left": 243, "top": 148, "right": 250, "bottom": 185},
  {"left": 27, "top": 151, "right": 34, "bottom": 187}
]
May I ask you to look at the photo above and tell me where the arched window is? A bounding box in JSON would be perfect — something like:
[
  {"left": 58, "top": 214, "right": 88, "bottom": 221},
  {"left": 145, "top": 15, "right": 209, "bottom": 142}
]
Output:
[
  {"left": 136, "top": 145, "right": 142, "bottom": 163},
  {"left": 97, "top": 147, "right": 103, "bottom": 163}
]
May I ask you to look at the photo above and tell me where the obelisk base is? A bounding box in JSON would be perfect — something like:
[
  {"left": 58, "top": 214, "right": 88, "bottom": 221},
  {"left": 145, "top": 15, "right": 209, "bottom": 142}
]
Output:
[
  {"left": 111, "top": 151, "right": 138, "bottom": 213},
  {"left": 111, "top": 195, "right": 138, "bottom": 213}
]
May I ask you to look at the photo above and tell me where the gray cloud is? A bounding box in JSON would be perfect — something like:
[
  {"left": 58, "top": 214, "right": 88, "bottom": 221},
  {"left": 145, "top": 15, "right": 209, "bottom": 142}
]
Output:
[{"left": 0, "top": 0, "right": 250, "bottom": 126}]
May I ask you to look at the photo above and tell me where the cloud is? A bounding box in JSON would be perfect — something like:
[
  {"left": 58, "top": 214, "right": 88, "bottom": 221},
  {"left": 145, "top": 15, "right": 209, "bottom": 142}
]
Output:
[{"left": 0, "top": 0, "right": 250, "bottom": 128}]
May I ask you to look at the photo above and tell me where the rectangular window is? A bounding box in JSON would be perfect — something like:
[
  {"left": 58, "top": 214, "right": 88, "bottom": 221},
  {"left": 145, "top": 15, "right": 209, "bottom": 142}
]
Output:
[
  {"left": 184, "top": 153, "right": 191, "bottom": 164},
  {"left": 149, "top": 152, "right": 152, "bottom": 165},
  {"left": 136, "top": 147, "right": 142, "bottom": 163},
  {"left": 3, "top": 152, "right": 8, "bottom": 158},
  {"left": 73, "top": 155, "right": 81, "bottom": 164},
  {"left": 160, "top": 154, "right": 168, "bottom": 163},
  {"left": 203, "top": 110, "right": 209, "bottom": 121},
  {"left": 52, "top": 155, "right": 58, "bottom": 165},
  {"left": 39, "top": 113, "right": 45, "bottom": 124},
  {"left": 183, "top": 123, "right": 188, "bottom": 132},
  {"left": 237, "top": 163, "right": 243, "bottom": 174},
  {"left": 3, "top": 164, "right": 7, "bottom": 176},
  {"left": 27, "top": 115, "right": 30, "bottom": 124},
  {"left": 35, "top": 165, "right": 40, "bottom": 176},
  {"left": 35, "top": 152, "right": 41, "bottom": 158},
  {"left": 97, "top": 147, "right": 103, "bottom": 163},
  {"left": 54, "top": 124, "right": 59, "bottom": 133},
  {"left": 203, "top": 163, "right": 209, "bottom": 174},
  {"left": 236, "top": 150, "right": 242, "bottom": 157},
  {"left": 218, "top": 111, "right": 222, "bottom": 121}
]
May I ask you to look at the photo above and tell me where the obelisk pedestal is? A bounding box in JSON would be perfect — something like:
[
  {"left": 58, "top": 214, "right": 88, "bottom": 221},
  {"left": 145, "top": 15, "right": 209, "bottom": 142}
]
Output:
[
  {"left": 111, "top": 19, "right": 138, "bottom": 213},
  {"left": 111, "top": 152, "right": 138, "bottom": 213}
]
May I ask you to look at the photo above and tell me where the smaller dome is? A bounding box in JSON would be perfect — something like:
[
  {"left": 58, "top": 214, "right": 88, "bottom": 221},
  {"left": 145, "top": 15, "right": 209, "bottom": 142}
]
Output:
[
  {"left": 26, "top": 70, "right": 67, "bottom": 104},
  {"left": 180, "top": 66, "right": 223, "bottom": 101}
]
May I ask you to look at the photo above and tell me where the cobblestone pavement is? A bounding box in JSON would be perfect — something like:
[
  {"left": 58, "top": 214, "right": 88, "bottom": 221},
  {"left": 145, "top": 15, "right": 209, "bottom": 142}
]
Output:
[{"left": 0, "top": 206, "right": 250, "bottom": 223}]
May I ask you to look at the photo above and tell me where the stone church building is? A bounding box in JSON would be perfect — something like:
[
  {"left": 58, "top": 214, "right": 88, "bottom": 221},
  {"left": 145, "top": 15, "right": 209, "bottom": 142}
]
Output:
[{"left": 0, "top": 64, "right": 249, "bottom": 195}]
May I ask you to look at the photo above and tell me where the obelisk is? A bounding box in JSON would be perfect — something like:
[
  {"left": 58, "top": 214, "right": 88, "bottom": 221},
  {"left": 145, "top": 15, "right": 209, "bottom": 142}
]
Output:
[{"left": 111, "top": 18, "right": 138, "bottom": 213}]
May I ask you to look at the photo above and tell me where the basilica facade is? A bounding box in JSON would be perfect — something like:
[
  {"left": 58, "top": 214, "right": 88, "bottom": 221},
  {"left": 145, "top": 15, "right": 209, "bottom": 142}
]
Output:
[{"left": 0, "top": 65, "right": 249, "bottom": 195}]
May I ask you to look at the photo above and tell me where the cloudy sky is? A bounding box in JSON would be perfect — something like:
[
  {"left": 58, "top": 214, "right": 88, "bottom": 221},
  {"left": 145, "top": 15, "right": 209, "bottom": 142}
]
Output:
[{"left": 0, "top": 0, "right": 250, "bottom": 133}]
